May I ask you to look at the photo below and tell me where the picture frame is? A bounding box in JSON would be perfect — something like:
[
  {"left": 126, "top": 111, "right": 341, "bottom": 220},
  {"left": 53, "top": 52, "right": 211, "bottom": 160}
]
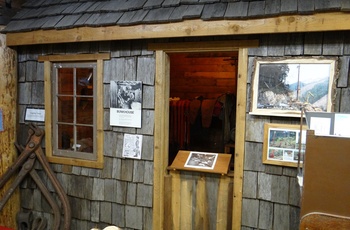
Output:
[
  {"left": 263, "top": 123, "right": 307, "bottom": 167},
  {"left": 250, "top": 57, "right": 337, "bottom": 117}
]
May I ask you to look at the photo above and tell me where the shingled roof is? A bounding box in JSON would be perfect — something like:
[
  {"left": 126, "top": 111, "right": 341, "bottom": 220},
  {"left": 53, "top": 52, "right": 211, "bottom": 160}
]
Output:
[{"left": 2, "top": 0, "right": 350, "bottom": 33}]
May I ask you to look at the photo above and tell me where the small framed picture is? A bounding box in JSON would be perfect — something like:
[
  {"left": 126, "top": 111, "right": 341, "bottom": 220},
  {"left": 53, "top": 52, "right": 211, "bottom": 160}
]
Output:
[
  {"left": 184, "top": 151, "right": 218, "bottom": 170},
  {"left": 263, "top": 123, "right": 307, "bottom": 167},
  {"left": 25, "top": 108, "right": 45, "bottom": 122}
]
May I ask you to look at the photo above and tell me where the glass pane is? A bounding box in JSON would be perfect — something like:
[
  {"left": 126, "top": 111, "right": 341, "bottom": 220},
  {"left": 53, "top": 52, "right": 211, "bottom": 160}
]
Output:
[
  {"left": 77, "top": 98, "right": 93, "bottom": 124},
  {"left": 57, "top": 124, "right": 73, "bottom": 150},
  {"left": 76, "top": 126, "right": 93, "bottom": 153},
  {"left": 57, "top": 68, "right": 73, "bottom": 95},
  {"left": 77, "top": 68, "right": 93, "bottom": 96},
  {"left": 57, "top": 96, "right": 74, "bottom": 123}
]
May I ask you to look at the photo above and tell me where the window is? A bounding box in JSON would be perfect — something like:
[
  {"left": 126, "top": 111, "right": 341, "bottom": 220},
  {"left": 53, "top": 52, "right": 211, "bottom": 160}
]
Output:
[
  {"left": 53, "top": 63, "right": 96, "bottom": 161},
  {"left": 40, "top": 53, "right": 109, "bottom": 168}
]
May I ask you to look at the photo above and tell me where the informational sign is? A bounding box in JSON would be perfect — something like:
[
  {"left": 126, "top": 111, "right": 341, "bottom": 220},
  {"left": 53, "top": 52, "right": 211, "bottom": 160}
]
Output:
[
  {"left": 25, "top": 108, "right": 45, "bottom": 122},
  {"left": 122, "top": 134, "right": 142, "bottom": 159},
  {"left": 110, "top": 81, "right": 142, "bottom": 128}
]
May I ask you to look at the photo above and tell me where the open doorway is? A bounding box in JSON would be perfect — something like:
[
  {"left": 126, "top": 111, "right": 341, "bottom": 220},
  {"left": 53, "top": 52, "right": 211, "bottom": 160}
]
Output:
[{"left": 168, "top": 51, "right": 238, "bottom": 166}]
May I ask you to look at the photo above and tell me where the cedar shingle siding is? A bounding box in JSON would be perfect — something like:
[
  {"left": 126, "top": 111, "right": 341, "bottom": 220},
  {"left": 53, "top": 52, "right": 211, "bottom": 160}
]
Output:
[{"left": 2, "top": 0, "right": 350, "bottom": 32}]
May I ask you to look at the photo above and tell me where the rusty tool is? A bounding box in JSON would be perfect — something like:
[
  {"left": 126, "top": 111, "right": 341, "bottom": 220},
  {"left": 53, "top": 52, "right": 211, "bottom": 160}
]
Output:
[{"left": 0, "top": 124, "right": 71, "bottom": 230}]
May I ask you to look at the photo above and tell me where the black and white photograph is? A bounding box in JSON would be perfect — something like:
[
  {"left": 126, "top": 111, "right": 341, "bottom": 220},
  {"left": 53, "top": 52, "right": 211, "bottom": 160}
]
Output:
[
  {"left": 122, "top": 134, "right": 142, "bottom": 159},
  {"left": 110, "top": 80, "right": 142, "bottom": 128},
  {"left": 184, "top": 151, "right": 218, "bottom": 170}
]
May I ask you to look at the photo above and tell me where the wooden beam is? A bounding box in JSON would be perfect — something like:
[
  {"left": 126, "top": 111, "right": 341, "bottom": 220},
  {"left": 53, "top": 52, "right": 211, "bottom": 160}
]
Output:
[
  {"left": 38, "top": 53, "right": 110, "bottom": 62},
  {"left": 232, "top": 48, "right": 248, "bottom": 230},
  {"left": 5, "top": 12, "right": 350, "bottom": 46}
]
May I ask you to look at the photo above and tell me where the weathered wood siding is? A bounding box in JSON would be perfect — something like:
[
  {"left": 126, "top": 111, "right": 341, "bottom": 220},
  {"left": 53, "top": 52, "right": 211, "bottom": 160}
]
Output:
[
  {"left": 165, "top": 171, "right": 233, "bottom": 230},
  {"left": 242, "top": 31, "right": 350, "bottom": 230},
  {"left": 16, "top": 40, "right": 155, "bottom": 229},
  {"left": 13, "top": 30, "right": 350, "bottom": 230}
]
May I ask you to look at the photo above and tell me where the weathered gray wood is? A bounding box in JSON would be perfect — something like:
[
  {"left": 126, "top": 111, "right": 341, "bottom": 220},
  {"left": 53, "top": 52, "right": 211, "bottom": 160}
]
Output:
[
  {"left": 258, "top": 200, "right": 273, "bottom": 229},
  {"left": 315, "top": 0, "right": 341, "bottom": 11},
  {"left": 125, "top": 206, "right": 143, "bottom": 229},
  {"left": 18, "top": 82, "right": 32, "bottom": 104},
  {"left": 289, "top": 177, "right": 301, "bottom": 206},
  {"left": 169, "top": 5, "right": 188, "bottom": 21},
  {"left": 144, "top": 161, "right": 154, "bottom": 185},
  {"left": 202, "top": 3, "right": 227, "bottom": 20},
  {"left": 273, "top": 204, "right": 290, "bottom": 230},
  {"left": 265, "top": 165, "right": 283, "bottom": 175},
  {"left": 112, "top": 203, "right": 125, "bottom": 227},
  {"left": 267, "top": 34, "right": 286, "bottom": 56},
  {"left": 248, "top": 1, "right": 265, "bottom": 17},
  {"left": 289, "top": 205, "right": 301, "bottom": 230},
  {"left": 26, "top": 61, "right": 37, "bottom": 81},
  {"left": 139, "top": 109, "right": 154, "bottom": 135},
  {"left": 31, "top": 82, "right": 44, "bottom": 104},
  {"left": 143, "top": 207, "right": 153, "bottom": 230},
  {"left": 112, "top": 158, "right": 122, "bottom": 180},
  {"left": 334, "top": 88, "right": 342, "bottom": 112},
  {"left": 244, "top": 142, "right": 265, "bottom": 172},
  {"left": 247, "top": 56, "right": 255, "bottom": 84},
  {"left": 102, "top": 156, "right": 113, "bottom": 178},
  {"left": 245, "top": 115, "right": 270, "bottom": 142},
  {"left": 120, "top": 159, "right": 134, "bottom": 181},
  {"left": 124, "top": 57, "right": 137, "bottom": 81},
  {"left": 142, "top": 85, "right": 155, "bottom": 109},
  {"left": 258, "top": 172, "right": 272, "bottom": 200},
  {"left": 100, "top": 202, "right": 112, "bottom": 223},
  {"left": 271, "top": 175, "right": 289, "bottom": 204},
  {"left": 137, "top": 184, "right": 153, "bottom": 207},
  {"left": 104, "top": 179, "right": 116, "bottom": 202},
  {"left": 283, "top": 167, "right": 297, "bottom": 177},
  {"left": 116, "top": 180, "right": 127, "bottom": 203},
  {"left": 340, "top": 88, "right": 350, "bottom": 112},
  {"left": 225, "top": 1, "right": 249, "bottom": 18},
  {"left": 133, "top": 160, "right": 145, "bottom": 182},
  {"left": 298, "top": 0, "right": 314, "bottom": 14},
  {"left": 284, "top": 33, "right": 304, "bottom": 55},
  {"left": 242, "top": 171, "right": 257, "bottom": 198},
  {"left": 338, "top": 56, "right": 350, "bottom": 87},
  {"left": 265, "top": 0, "right": 281, "bottom": 16},
  {"left": 280, "top": 0, "right": 297, "bottom": 14},
  {"left": 137, "top": 56, "right": 155, "bottom": 85},
  {"left": 183, "top": 5, "right": 204, "bottom": 19},
  {"left": 248, "top": 34, "right": 268, "bottom": 56},
  {"left": 323, "top": 32, "right": 344, "bottom": 55},
  {"left": 242, "top": 198, "right": 259, "bottom": 228},
  {"left": 127, "top": 182, "right": 137, "bottom": 205},
  {"left": 92, "top": 178, "right": 105, "bottom": 200},
  {"left": 90, "top": 201, "right": 100, "bottom": 222}
]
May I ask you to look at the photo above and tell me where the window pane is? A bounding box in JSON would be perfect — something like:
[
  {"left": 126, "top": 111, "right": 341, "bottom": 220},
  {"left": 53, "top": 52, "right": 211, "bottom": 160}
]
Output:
[
  {"left": 76, "top": 126, "right": 93, "bottom": 153},
  {"left": 77, "top": 68, "right": 93, "bottom": 96},
  {"left": 77, "top": 99, "right": 93, "bottom": 124},
  {"left": 57, "top": 124, "right": 73, "bottom": 150},
  {"left": 57, "top": 96, "right": 74, "bottom": 123},
  {"left": 58, "top": 68, "right": 73, "bottom": 95}
]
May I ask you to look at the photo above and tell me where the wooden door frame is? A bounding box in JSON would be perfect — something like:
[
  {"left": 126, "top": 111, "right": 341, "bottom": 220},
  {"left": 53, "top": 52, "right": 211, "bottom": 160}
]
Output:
[{"left": 150, "top": 40, "right": 258, "bottom": 230}]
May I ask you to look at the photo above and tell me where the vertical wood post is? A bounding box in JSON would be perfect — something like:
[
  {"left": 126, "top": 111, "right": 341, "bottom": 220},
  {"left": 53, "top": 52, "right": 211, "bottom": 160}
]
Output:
[{"left": 0, "top": 27, "right": 19, "bottom": 228}]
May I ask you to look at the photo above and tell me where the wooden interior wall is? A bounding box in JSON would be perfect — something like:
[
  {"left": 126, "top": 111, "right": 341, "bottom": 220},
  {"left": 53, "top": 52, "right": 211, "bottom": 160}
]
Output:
[{"left": 169, "top": 52, "right": 237, "bottom": 100}]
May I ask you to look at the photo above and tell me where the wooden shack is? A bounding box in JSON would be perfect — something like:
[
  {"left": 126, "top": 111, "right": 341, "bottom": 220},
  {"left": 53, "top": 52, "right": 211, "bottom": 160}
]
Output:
[{"left": 0, "top": 0, "right": 350, "bottom": 229}]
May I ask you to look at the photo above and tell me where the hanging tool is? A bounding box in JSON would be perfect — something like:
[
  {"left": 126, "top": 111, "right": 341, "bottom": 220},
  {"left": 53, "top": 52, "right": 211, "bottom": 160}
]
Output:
[{"left": 0, "top": 124, "right": 71, "bottom": 230}]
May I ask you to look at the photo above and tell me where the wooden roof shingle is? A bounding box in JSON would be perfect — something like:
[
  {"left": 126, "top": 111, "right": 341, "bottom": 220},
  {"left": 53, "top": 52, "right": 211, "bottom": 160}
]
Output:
[{"left": 1, "top": 0, "right": 349, "bottom": 32}]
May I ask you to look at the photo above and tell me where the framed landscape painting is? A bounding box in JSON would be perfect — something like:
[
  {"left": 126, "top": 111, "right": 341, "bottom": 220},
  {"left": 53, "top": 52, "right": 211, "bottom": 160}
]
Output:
[{"left": 250, "top": 58, "right": 337, "bottom": 117}]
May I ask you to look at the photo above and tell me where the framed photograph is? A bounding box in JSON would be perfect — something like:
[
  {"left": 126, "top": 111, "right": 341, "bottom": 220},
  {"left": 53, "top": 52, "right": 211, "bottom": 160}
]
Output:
[
  {"left": 24, "top": 107, "right": 45, "bottom": 122},
  {"left": 122, "top": 134, "right": 142, "bottom": 159},
  {"left": 263, "top": 123, "right": 307, "bottom": 167},
  {"left": 250, "top": 58, "right": 337, "bottom": 117},
  {"left": 110, "top": 80, "right": 142, "bottom": 128},
  {"left": 184, "top": 151, "right": 218, "bottom": 170}
]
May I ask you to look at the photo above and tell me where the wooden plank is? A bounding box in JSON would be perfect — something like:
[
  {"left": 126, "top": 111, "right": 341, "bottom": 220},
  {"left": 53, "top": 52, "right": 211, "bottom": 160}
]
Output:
[
  {"left": 153, "top": 50, "right": 170, "bottom": 230},
  {"left": 180, "top": 173, "right": 193, "bottom": 230},
  {"left": 163, "top": 174, "right": 173, "bottom": 230},
  {"left": 216, "top": 176, "right": 232, "bottom": 230},
  {"left": 38, "top": 53, "right": 110, "bottom": 62},
  {"left": 0, "top": 36, "right": 20, "bottom": 229},
  {"left": 6, "top": 12, "right": 350, "bottom": 46},
  {"left": 232, "top": 48, "right": 248, "bottom": 230},
  {"left": 194, "top": 174, "right": 209, "bottom": 230},
  {"left": 170, "top": 171, "right": 181, "bottom": 230}
]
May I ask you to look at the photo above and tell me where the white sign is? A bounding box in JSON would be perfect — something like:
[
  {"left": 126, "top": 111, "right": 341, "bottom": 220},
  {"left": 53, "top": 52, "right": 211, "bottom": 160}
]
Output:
[
  {"left": 122, "top": 134, "right": 142, "bottom": 159},
  {"left": 25, "top": 108, "right": 45, "bottom": 122}
]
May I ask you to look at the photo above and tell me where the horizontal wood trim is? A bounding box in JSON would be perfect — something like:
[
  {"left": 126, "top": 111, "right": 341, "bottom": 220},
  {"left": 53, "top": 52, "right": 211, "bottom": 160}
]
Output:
[
  {"left": 38, "top": 53, "right": 110, "bottom": 62},
  {"left": 46, "top": 156, "right": 104, "bottom": 169},
  {"left": 6, "top": 12, "right": 350, "bottom": 46}
]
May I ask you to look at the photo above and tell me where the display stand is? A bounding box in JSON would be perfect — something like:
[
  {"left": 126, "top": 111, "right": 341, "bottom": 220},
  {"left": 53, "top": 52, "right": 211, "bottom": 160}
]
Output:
[
  {"left": 168, "top": 150, "right": 232, "bottom": 175},
  {"left": 300, "top": 130, "right": 350, "bottom": 229}
]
